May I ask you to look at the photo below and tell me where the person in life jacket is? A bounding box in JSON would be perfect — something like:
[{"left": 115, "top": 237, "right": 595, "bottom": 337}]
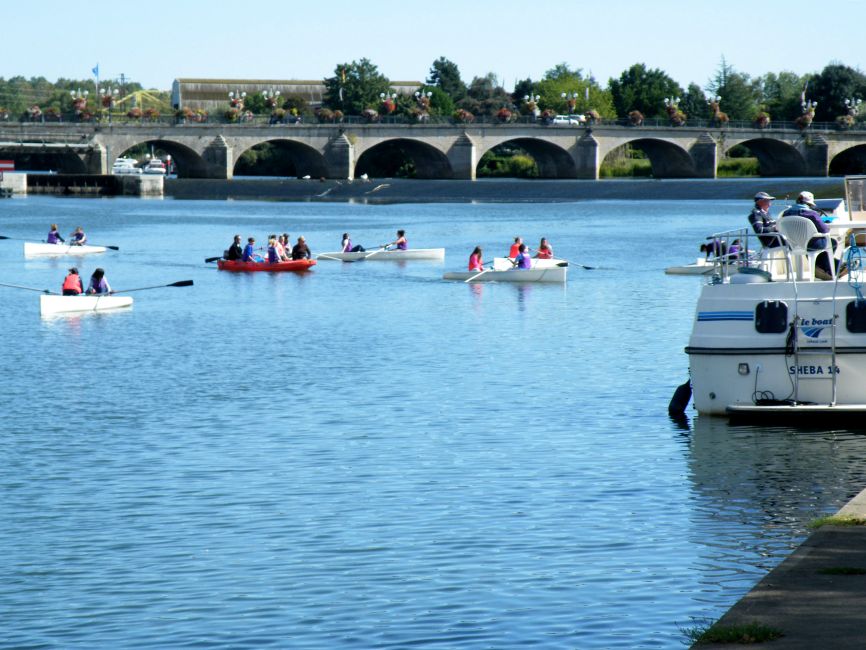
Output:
[
  {"left": 534, "top": 238, "right": 553, "bottom": 259},
  {"left": 47, "top": 224, "right": 65, "bottom": 245},
  {"left": 62, "top": 267, "right": 83, "bottom": 295},
  {"left": 511, "top": 244, "right": 533, "bottom": 269},
  {"left": 69, "top": 226, "right": 87, "bottom": 246},
  {"left": 509, "top": 236, "right": 523, "bottom": 258},
  {"left": 86, "top": 268, "right": 112, "bottom": 294}
]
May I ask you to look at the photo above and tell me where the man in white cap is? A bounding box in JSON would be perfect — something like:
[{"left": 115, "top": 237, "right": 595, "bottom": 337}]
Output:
[
  {"left": 781, "top": 190, "right": 835, "bottom": 279},
  {"left": 748, "top": 191, "right": 781, "bottom": 247}
]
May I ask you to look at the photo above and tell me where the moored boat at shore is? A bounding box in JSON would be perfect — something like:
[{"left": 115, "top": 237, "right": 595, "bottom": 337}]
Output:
[
  {"left": 217, "top": 259, "right": 316, "bottom": 272},
  {"left": 24, "top": 242, "right": 108, "bottom": 257},
  {"left": 40, "top": 294, "right": 133, "bottom": 316},
  {"left": 317, "top": 248, "right": 445, "bottom": 261},
  {"left": 680, "top": 176, "right": 866, "bottom": 420}
]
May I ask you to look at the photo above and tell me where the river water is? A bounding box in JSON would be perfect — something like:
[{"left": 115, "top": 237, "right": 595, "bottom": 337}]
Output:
[{"left": 2, "top": 193, "right": 865, "bottom": 649}]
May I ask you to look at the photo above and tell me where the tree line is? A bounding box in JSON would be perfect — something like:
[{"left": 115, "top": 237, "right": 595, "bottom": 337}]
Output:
[{"left": 1, "top": 57, "right": 864, "bottom": 127}]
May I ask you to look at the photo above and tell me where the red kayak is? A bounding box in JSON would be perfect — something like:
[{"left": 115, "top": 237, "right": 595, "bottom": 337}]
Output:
[{"left": 217, "top": 259, "right": 316, "bottom": 272}]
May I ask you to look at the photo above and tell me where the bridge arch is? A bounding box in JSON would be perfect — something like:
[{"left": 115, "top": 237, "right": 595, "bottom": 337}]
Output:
[
  {"left": 477, "top": 138, "right": 577, "bottom": 178},
  {"left": 721, "top": 138, "right": 806, "bottom": 176},
  {"left": 234, "top": 139, "right": 328, "bottom": 178},
  {"left": 0, "top": 146, "right": 88, "bottom": 174},
  {"left": 114, "top": 139, "right": 209, "bottom": 179},
  {"left": 830, "top": 144, "right": 866, "bottom": 175},
  {"left": 355, "top": 138, "right": 453, "bottom": 179},
  {"left": 602, "top": 138, "right": 696, "bottom": 178}
]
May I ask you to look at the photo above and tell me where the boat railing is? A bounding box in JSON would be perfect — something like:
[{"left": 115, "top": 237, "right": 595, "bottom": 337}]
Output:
[{"left": 702, "top": 227, "right": 758, "bottom": 283}]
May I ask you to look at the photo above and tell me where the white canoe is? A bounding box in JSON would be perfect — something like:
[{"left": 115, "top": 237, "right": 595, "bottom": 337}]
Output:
[
  {"left": 443, "top": 266, "right": 567, "bottom": 283},
  {"left": 40, "top": 294, "right": 133, "bottom": 316},
  {"left": 24, "top": 242, "right": 108, "bottom": 257},
  {"left": 317, "top": 248, "right": 445, "bottom": 261}
]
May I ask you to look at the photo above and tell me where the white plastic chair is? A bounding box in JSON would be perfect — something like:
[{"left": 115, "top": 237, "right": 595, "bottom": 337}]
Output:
[{"left": 778, "top": 216, "right": 835, "bottom": 280}]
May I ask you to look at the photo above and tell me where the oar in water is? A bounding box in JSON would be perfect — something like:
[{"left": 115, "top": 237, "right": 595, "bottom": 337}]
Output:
[
  {"left": 560, "top": 259, "right": 594, "bottom": 270},
  {"left": 0, "top": 235, "right": 120, "bottom": 251},
  {"left": 318, "top": 254, "right": 350, "bottom": 262},
  {"left": 112, "top": 280, "right": 194, "bottom": 294},
  {"left": 464, "top": 267, "right": 493, "bottom": 283},
  {"left": 358, "top": 246, "right": 389, "bottom": 261},
  {"left": 0, "top": 281, "right": 54, "bottom": 294},
  {"left": 204, "top": 256, "right": 223, "bottom": 263}
]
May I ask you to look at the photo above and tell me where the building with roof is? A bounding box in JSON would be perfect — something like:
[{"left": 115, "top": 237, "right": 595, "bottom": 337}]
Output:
[{"left": 171, "top": 78, "right": 423, "bottom": 113}]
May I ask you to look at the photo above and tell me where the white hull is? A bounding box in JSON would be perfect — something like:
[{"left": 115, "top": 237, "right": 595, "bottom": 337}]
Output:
[
  {"left": 24, "top": 242, "right": 107, "bottom": 257},
  {"left": 688, "top": 279, "right": 866, "bottom": 415},
  {"left": 317, "top": 248, "right": 445, "bottom": 261},
  {"left": 40, "top": 294, "right": 133, "bottom": 316},
  {"left": 443, "top": 266, "right": 567, "bottom": 283}
]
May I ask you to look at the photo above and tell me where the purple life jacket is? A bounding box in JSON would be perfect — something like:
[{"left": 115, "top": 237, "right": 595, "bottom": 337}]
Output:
[
  {"left": 516, "top": 253, "right": 532, "bottom": 269},
  {"left": 47, "top": 230, "right": 61, "bottom": 244}
]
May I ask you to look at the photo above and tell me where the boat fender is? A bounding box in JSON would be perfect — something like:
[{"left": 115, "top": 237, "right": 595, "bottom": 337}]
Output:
[{"left": 668, "top": 380, "right": 692, "bottom": 416}]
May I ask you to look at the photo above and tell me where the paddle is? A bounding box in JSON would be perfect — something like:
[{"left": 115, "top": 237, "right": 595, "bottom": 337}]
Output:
[
  {"left": 359, "top": 246, "right": 389, "bottom": 261},
  {"left": 318, "top": 254, "right": 349, "bottom": 262},
  {"left": 0, "top": 281, "right": 54, "bottom": 294},
  {"left": 112, "top": 280, "right": 194, "bottom": 294},
  {"left": 464, "top": 267, "right": 493, "bottom": 283},
  {"left": 560, "top": 259, "right": 594, "bottom": 270},
  {"left": 0, "top": 235, "right": 119, "bottom": 250},
  {"left": 204, "top": 256, "right": 223, "bottom": 263}
]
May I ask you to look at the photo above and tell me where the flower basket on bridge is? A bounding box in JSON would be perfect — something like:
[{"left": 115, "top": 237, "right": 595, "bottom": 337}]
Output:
[
  {"left": 27, "top": 105, "right": 42, "bottom": 122},
  {"left": 496, "top": 107, "right": 513, "bottom": 123},
  {"left": 127, "top": 107, "right": 142, "bottom": 120},
  {"left": 836, "top": 114, "right": 855, "bottom": 130},
  {"left": 45, "top": 107, "right": 61, "bottom": 122},
  {"left": 224, "top": 108, "right": 240, "bottom": 123},
  {"left": 316, "top": 108, "right": 334, "bottom": 123},
  {"left": 453, "top": 109, "right": 475, "bottom": 124},
  {"left": 143, "top": 108, "right": 160, "bottom": 121},
  {"left": 586, "top": 109, "right": 601, "bottom": 125},
  {"left": 270, "top": 108, "right": 287, "bottom": 124},
  {"left": 361, "top": 108, "right": 379, "bottom": 123},
  {"left": 755, "top": 112, "right": 771, "bottom": 129},
  {"left": 628, "top": 110, "right": 644, "bottom": 126},
  {"left": 540, "top": 109, "right": 555, "bottom": 125}
]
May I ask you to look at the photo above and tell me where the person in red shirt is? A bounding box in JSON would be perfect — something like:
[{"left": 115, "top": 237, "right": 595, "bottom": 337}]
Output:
[{"left": 508, "top": 236, "right": 522, "bottom": 258}]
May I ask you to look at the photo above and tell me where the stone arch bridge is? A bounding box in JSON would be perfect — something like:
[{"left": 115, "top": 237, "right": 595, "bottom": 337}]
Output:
[{"left": 2, "top": 122, "right": 865, "bottom": 180}]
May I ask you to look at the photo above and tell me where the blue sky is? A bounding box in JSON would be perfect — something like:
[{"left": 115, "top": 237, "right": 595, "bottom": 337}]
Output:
[{"left": 6, "top": 0, "right": 864, "bottom": 92}]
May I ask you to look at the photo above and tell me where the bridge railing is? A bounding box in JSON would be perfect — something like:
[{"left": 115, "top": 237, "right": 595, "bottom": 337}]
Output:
[{"left": 2, "top": 114, "right": 865, "bottom": 133}]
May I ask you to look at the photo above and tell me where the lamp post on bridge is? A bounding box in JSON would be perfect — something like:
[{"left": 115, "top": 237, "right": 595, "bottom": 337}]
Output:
[
  {"left": 664, "top": 96, "right": 684, "bottom": 126},
  {"left": 70, "top": 88, "right": 89, "bottom": 121},
  {"left": 845, "top": 98, "right": 862, "bottom": 117},
  {"left": 380, "top": 90, "right": 399, "bottom": 116},
  {"left": 262, "top": 89, "right": 281, "bottom": 108},
  {"left": 100, "top": 87, "right": 119, "bottom": 124},
  {"left": 561, "top": 91, "right": 579, "bottom": 116},
  {"left": 523, "top": 94, "right": 540, "bottom": 119}
]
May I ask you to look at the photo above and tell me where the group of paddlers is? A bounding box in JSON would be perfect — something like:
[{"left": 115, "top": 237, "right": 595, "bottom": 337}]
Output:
[{"left": 468, "top": 236, "right": 554, "bottom": 271}]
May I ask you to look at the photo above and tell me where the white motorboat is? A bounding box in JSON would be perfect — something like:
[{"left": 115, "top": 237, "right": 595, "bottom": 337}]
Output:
[
  {"left": 142, "top": 158, "right": 167, "bottom": 175},
  {"left": 317, "top": 248, "right": 445, "bottom": 261},
  {"left": 678, "top": 176, "right": 866, "bottom": 420},
  {"left": 24, "top": 242, "right": 107, "bottom": 257},
  {"left": 112, "top": 157, "right": 142, "bottom": 175},
  {"left": 40, "top": 294, "right": 133, "bottom": 316}
]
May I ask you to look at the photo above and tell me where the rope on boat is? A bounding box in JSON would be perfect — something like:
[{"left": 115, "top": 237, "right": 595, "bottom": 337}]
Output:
[{"left": 846, "top": 235, "right": 866, "bottom": 304}]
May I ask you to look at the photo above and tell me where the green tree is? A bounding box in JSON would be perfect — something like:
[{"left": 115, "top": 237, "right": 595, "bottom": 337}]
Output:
[
  {"left": 707, "top": 57, "right": 761, "bottom": 121},
  {"left": 808, "top": 63, "right": 866, "bottom": 122},
  {"left": 323, "top": 58, "right": 391, "bottom": 115},
  {"left": 426, "top": 57, "right": 467, "bottom": 102},
  {"left": 458, "top": 73, "right": 511, "bottom": 117},
  {"left": 758, "top": 71, "right": 808, "bottom": 122},
  {"left": 680, "top": 83, "right": 709, "bottom": 121},
  {"left": 608, "top": 63, "right": 683, "bottom": 118},
  {"left": 536, "top": 64, "right": 616, "bottom": 118}
]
